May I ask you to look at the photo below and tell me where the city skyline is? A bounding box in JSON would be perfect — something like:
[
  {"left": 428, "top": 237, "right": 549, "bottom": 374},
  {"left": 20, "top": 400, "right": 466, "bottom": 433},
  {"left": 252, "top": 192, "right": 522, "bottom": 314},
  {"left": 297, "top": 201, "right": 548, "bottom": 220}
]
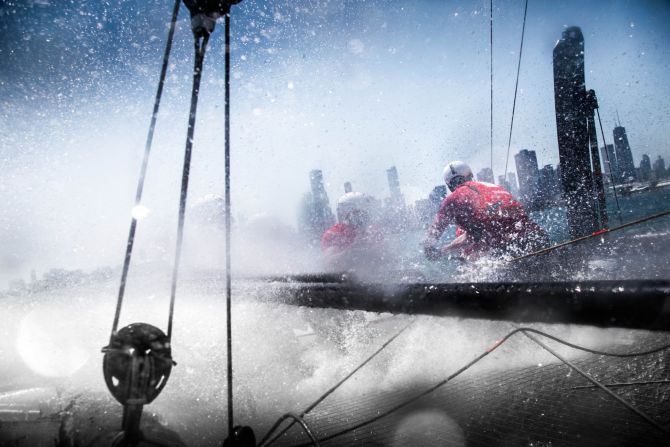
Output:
[{"left": 2, "top": 1, "right": 670, "bottom": 282}]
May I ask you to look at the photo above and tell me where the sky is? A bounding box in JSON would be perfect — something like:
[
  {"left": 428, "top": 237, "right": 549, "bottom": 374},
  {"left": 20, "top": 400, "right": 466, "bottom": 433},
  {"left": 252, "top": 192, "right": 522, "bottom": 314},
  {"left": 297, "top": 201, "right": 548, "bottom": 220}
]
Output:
[{"left": 1, "top": 0, "right": 670, "bottom": 281}]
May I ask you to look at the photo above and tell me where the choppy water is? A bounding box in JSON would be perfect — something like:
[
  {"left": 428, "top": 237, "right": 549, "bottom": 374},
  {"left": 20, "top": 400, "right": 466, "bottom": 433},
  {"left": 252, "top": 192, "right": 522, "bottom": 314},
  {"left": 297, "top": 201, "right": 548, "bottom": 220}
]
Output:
[{"left": 0, "top": 277, "right": 655, "bottom": 446}]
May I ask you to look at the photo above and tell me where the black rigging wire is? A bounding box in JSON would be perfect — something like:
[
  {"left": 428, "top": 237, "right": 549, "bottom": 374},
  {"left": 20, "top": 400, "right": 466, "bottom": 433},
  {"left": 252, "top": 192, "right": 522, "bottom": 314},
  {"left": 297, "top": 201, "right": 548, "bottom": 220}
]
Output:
[
  {"left": 291, "top": 327, "right": 670, "bottom": 446},
  {"left": 167, "top": 33, "right": 211, "bottom": 340},
  {"left": 258, "top": 320, "right": 414, "bottom": 447},
  {"left": 510, "top": 208, "right": 670, "bottom": 262},
  {"left": 520, "top": 330, "right": 668, "bottom": 435},
  {"left": 262, "top": 413, "right": 321, "bottom": 447},
  {"left": 596, "top": 107, "right": 624, "bottom": 225},
  {"left": 572, "top": 380, "right": 670, "bottom": 390},
  {"left": 111, "top": 0, "right": 181, "bottom": 336},
  {"left": 503, "top": 0, "right": 528, "bottom": 181},
  {"left": 224, "top": 11, "right": 235, "bottom": 438},
  {"left": 490, "top": 0, "right": 494, "bottom": 177}
]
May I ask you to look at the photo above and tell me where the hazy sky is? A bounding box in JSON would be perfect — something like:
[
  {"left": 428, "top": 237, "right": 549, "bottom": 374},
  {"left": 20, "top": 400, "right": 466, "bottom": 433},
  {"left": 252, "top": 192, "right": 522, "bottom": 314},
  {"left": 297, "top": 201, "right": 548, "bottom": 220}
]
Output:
[{"left": 1, "top": 0, "right": 670, "bottom": 279}]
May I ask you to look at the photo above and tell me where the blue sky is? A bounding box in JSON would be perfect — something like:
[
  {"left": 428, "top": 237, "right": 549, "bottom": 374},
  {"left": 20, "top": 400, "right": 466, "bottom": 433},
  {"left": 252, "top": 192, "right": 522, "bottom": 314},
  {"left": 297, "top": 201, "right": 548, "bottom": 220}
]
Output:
[{"left": 1, "top": 0, "right": 669, "bottom": 279}]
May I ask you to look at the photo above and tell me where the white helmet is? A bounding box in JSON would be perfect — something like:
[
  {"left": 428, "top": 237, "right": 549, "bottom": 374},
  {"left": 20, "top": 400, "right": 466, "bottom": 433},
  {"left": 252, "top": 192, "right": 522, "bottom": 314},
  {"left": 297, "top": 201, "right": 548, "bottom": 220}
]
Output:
[
  {"left": 336, "top": 192, "right": 375, "bottom": 225},
  {"left": 442, "top": 161, "right": 473, "bottom": 191}
]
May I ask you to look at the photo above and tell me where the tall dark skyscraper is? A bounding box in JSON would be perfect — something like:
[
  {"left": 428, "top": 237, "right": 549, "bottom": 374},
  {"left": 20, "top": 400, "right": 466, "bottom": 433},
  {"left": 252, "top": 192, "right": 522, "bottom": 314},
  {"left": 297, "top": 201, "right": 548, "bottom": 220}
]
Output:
[
  {"left": 553, "top": 26, "right": 600, "bottom": 237},
  {"left": 514, "top": 149, "right": 540, "bottom": 204},
  {"left": 386, "top": 166, "right": 405, "bottom": 208},
  {"left": 538, "top": 164, "right": 560, "bottom": 204},
  {"left": 298, "top": 169, "right": 334, "bottom": 240},
  {"left": 653, "top": 156, "right": 666, "bottom": 180},
  {"left": 613, "top": 126, "right": 636, "bottom": 183},
  {"left": 600, "top": 144, "right": 618, "bottom": 184},
  {"left": 639, "top": 154, "right": 652, "bottom": 182}
]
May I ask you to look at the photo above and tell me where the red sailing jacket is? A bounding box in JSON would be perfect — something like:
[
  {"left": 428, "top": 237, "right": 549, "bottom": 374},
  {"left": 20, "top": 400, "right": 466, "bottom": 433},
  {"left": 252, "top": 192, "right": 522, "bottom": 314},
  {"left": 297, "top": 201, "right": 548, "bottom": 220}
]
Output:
[
  {"left": 426, "top": 181, "right": 547, "bottom": 253},
  {"left": 321, "top": 223, "right": 384, "bottom": 252}
]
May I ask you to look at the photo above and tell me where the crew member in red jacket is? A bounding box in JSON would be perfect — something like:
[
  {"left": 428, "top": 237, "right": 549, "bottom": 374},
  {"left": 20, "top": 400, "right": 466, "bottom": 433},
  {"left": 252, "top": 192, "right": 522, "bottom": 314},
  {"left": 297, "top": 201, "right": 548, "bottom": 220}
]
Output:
[
  {"left": 423, "top": 161, "right": 549, "bottom": 260},
  {"left": 322, "top": 192, "right": 385, "bottom": 271}
]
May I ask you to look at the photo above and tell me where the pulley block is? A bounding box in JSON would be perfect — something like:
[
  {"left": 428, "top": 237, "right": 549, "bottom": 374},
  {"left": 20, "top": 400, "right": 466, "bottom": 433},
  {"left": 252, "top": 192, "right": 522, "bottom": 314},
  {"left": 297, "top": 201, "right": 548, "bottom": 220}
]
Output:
[
  {"left": 183, "top": 0, "right": 243, "bottom": 36},
  {"left": 102, "top": 323, "right": 175, "bottom": 406}
]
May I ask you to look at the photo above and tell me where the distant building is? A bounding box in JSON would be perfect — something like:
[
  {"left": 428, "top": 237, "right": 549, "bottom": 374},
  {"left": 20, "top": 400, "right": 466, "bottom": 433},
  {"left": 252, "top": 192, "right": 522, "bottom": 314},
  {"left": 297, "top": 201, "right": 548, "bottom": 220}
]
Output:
[
  {"left": 514, "top": 149, "right": 540, "bottom": 204},
  {"left": 297, "top": 170, "right": 335, "bottom": 243},
  {"left": 506, "top": 172, "right": 519, "bottom": 197},
  {"left": 386, "top": 166, "right": 405, "bottom": 208},
  {"left": 416, "top": 185, "right": 448, "bottom": 226},
  {"left": 538, "top": 164, "right": 560, "bottom": 205},
  {"left": 613, "top": 126, "right": 636, "bottom": 183},
  {"left": 639, "top": 154, "right": 652, "bottom": 182},
  {"left": 344, "top": 181, "right": 352, "bottom": 193},
  {"left": 600, "top": 144, "right": 618, "bottom": 184},
  {"left": 476, "top": 167, "right": 494, "bottom": 184},
  {"left": 413, "top": 199, "right": 434, "bottom": 226},
  {"left": 429, "top": 185, "right": 447, "bottom": 206},
  {"left": 653, "top": 156, "right": 666, "bottom": 180}
]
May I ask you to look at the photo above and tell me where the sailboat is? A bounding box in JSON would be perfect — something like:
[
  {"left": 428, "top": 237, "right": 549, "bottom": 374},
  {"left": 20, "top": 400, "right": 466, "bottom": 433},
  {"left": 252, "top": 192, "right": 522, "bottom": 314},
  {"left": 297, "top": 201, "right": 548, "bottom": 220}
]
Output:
[{"left": 1, "top": 1, "right": 669, "bottom": 446}]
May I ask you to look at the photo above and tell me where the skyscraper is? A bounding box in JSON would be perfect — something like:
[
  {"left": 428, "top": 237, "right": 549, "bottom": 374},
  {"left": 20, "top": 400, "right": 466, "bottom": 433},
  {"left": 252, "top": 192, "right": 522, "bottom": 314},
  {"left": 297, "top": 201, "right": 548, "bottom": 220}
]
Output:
[
  {"left": 653, "top": 156, "right": 666, "bottom": 180},
  {"left": 639, "top": 154, "right": 652, "bottom": 182},
  {"left": 514, "top": 149, "right": 540, "bottom": 204},
  {"left": 553, "top": 26, "right": 599, "bottom": 237},
  {"left": 298, "top": 169, "right": 334, "bottom": 240},
  {"left": 429, "top": 185, "right": 447, "bottom": 207},
  {"left": 506, "top": 173, "right": 519, "bottom": 197},
  {"left": 386, "top": 166, "right": 405, "bottom": 208},
  {"left": 476, "top": 167, "right": 494, "bottom": 184},
  {"left": 613, "top": 126, "right": 636, "bottom": 183},
  {"left": 344, "top": 181, "right": 352, "bottom": 193},
  {"left": 600, "top": 144, "right": 618, "bottom": 184},
  {"left": 538, "top": 164, "right": 560, "bottom": 205}
]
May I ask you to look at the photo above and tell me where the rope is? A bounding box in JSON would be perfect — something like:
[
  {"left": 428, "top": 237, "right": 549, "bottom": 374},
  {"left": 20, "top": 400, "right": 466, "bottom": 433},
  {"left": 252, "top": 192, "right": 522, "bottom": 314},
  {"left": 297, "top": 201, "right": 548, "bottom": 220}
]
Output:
[
  {"left": 224, "top": 11, "right": 235, "bottom": 438},
  {"left": 111, "top": 0, "right": 181, "bottom": 336},
  {"left": 293, "top": 327, "right": 670, "bottom": 445},
  {"left": 520, "top": 329, "right": 668, "bottom": 435},
  {"left": 510, "top": 208, "right": 670, "bottom": 262},
  {"left": 167, "top": 33, "right": 210, "bottom": 340},
  {"left": 489, "top": 0, "right": 494, "bottom": 177},
  {"left": 258, "top": 320, "right": 414, "bottom": 447},
  {"left": 502, "top": 0, "right": 528, "bottom": 181},
  {"left": 596, "top": 107, "right": 623, "bottom": 225},
  {"left": 261, "top": 413, "right": 321, "bottom": 447},
  {"left": 572, "top": 379, "right": 670, "bottom": 390}
]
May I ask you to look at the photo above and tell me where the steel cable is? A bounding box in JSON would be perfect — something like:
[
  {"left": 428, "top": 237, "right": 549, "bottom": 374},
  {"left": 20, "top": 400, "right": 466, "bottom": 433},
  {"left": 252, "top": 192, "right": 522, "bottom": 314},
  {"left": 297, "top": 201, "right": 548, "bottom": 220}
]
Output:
[
  {"left": 224, "top": 11, "right": 235, "bottom": 437},
  {"left": 489, "top": 0, "right": 494, "bottom": 177},
  {"left": 111, "top": 0, "right": 181, "bottom": 336},
  {"left": 510, "top": 208, "right": 670, "bottom": 262},
  {"left": 259, "top": 320, "right": 415, "bottom": 447},
  {"left": 503, "top": 0, "right": 528, "bottom": 181},
  {"left": 596, "top": 107, "right": 624, "bottom": 225},
  {"left": 291, "top": 327, "right": 670, "bottom": 446},
  {"left": 167, "top": 33, "right": 211, "bottom": 340}
]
